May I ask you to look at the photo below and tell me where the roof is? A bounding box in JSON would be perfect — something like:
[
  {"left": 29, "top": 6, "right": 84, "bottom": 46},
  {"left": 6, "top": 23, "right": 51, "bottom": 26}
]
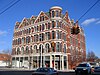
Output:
[
  {"left": 0, "top": 54, "right": 11, "bottom": 61},
  {"left": 50, "top": 6, "right": 62, "bottom": 10}
]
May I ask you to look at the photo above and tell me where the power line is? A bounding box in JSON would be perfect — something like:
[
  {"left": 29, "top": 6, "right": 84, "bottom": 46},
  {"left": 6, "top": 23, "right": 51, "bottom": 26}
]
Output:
[
  {"left": 78, "top": 0, "right": 100, "bottom": 21},
  {"left": 0, "top": 0, "right": 16, "bottom": 11},
  {"left": 0, "top": 0, "right": 21, "bottom": 16}
]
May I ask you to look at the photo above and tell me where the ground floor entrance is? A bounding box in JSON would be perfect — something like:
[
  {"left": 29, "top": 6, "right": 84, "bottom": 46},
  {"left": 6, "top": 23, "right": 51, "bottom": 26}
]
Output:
[{"left": 12, "top": 53, "right": 68, "bottom": 70}]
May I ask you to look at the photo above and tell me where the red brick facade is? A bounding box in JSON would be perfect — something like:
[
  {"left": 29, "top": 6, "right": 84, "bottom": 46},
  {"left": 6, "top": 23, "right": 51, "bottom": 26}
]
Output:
[{"left": 12, "top": 6, "right": 86, "bottom": 69}]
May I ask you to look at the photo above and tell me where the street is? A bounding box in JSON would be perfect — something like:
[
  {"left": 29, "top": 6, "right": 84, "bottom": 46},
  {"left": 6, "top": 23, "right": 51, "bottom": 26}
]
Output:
[{"left": 0, "top": 70, "right": 75, "bottom": 75}]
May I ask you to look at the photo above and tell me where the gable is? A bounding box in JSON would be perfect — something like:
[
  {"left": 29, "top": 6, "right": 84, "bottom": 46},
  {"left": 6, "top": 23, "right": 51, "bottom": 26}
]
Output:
[
  {"left": 19, "top": 18, "right": 30, "bottom": 28},
  {"left": 34, "top": 11, "right": 49, "bottom": 23},
  {"left": 63, "top": 12, "right": 71, "bottom": 24}
]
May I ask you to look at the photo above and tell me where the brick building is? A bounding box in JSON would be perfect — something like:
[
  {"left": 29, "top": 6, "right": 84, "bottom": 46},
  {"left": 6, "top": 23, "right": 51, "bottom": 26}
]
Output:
[
  {"left": 12, "top": 6, "right": 86, "bottom": 70},
  {"left": 0, "top": 53, "right": 11, "bottom": 67}
]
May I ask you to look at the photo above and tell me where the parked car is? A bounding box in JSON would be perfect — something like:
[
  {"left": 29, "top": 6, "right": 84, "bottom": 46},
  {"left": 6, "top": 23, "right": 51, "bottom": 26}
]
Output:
[
  {"left": 32, "top": 67, "right": 58, "bottom": 75},
  {"left": 89, "top": 62, "right": 99, "bottom": 68},
  {"left": 75, "top": 62, "right": 92, "bottom": 75},
  {"left": 92, "top": 66, "right": 100, "bottom": 75}
]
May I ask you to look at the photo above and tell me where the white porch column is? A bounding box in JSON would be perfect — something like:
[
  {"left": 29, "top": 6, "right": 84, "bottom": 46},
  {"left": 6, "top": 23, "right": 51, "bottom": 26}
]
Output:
[
  {"left": 50, "top": 55, "right": 52, "bottom": 67},
  {"left": 40, "top": 46, "right": 42, "bottom": 67},
  {"left": 43, "top": 54, "right": 45, "bottom": 67},
  {"left": 15, "top": 57, "right": 16, "bottom": 67},
  {"left": 60, "top": 55, "right": 61, "bottom": 70},
  {"left": 37, "top": 56, "right": 39, "bottom": 68},
  {"left": 23, "top": 57, "right": 25, "bottom": 67},
  {"left": 62, "top": 55, "right": 64, "bottom": 70},
  {"left": 32, "top": 56, "right": 33, "bottom": 69},
  {"left": 67, "top": 55, "right": 68, "bottom": 70},
  {"left": 19, "top": 57, "right": 20, "bottom": 68},
  {"left": 54, "top": 55, "right": 55, "bottom": 69}
]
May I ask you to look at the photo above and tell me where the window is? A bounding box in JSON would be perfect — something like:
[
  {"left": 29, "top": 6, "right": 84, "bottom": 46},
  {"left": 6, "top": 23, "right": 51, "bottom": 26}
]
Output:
[
  {"left": 52, "top": 21, "right": 55, "bottom": 28},
  {"left": 76, "top": 39, "right": 78, "bottom": 46},
  {"left": 59, "top": 31, "right": 61, "bottom": 39},
  {"left": 70, "top": 46, "right": 73, "bottom": 55},
  {"left": 34, "top": 26, "right": 37, "bottom": 32},
  {"left": 52, "top": 11, "right": 54, "bottom": 17},
  {"left": 64, "top": 44, "right": 66, "bottom": 53},
  {"left": 34, "top": 45, "right": 37, "bottom": 53},
  {"left": 40, "top": 16, "right": 44, "bottom": 21},
  {"left": 26, "top": 46, "right": 29, "bottom": 54},
  {"left": 45, "top": 32, "right": 50, "bottom": 40},
  {"left": 42, "top": 33, "right": 44, "bottom": 41},
  {"left": 42, "top": 24, "right": 44, "bottom": 31},
  {"left": 70, "top": 37, "right": 73, "bottom": 45},
  {"left": 51, "top": 42, "right": 55, "bottom": 52},
  {"left": 34, "top": 35, "right": 38, "bottom": 42},
  {"left": 52, "top": 31, "right": 55, "bottom": 39},
  {"left": 17, "top": 47, "right": 20, "bottom": 55},
  {"left": 56, "top": 42, "right": 60, "bottom": 52},
  {"left": 39, "top": 34, "right": 42, "bottom": 41},
  {"left": 22, "top": 37, "right": 24, "bottom": 44},
  {"left": 56, "top": 30, "right": 60, "bottom": 39},
  {"left": 18, "top": 38, "right": 21, "bottom": 45},
  {"left": 48, "top": 23, "right": 50, "bottom": 29},
  {"left": 37, "top": 26, "right": 39, "bottom": 32},
  {"left": 39, "top": 44, "right": 43, "bottom": 53},
  {"left": 56, "top": 10, "right": 59, "bottom": 17},
  {"left": 45, "top": 43, "right": 50, "bottom": 53},
  {"left": 56, "top": 21, "right": 59, "bottom": 28},
  {"left": 26, "top": 36, "right": 30, "bottom": 44},
  {"left": 21, "top": 47, "right": 24, "bottom": 54},
  {"left": 64, "top": 33, "right": 66, "bottom": 41},
  {"left": 30, "top": 46, "right": 33, "bottom": 54}
]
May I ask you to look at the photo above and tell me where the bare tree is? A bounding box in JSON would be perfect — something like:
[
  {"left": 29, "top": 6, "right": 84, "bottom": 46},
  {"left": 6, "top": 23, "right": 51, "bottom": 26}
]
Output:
[{"left": 87, "top": 51, "right": 97, "bottom": 62}]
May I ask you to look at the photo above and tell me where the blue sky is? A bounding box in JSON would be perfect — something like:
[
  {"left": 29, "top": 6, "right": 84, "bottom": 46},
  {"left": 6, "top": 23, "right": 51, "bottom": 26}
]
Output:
[{"left": 0, "top": 0, "right": 100, "bottom": 57}]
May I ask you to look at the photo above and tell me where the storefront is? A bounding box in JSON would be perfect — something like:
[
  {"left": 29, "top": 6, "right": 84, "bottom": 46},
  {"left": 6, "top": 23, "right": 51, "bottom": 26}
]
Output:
[{"left": 12, "top": 52, "right": 68, "bottom": 70}]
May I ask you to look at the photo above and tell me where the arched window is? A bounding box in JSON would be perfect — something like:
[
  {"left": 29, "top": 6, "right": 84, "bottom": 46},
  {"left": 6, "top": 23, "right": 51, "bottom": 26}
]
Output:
[
  {"left": 56, "top": 10, "right": 59, "bottom": 17},
  {"left": 21, "top": 47, "right": 24, "bottom": 54},
  {"left": 56, "top": 42, "right": 60, "bottom": 52},
  {"left": 37, "top": 26, "right": 39, "bottom": 32},
  {"left": 18, "top": 38, "right": 21, "bottom": 45},
  {"left": 40, "top": 25, "right": 42, "bottom": 31},
  {"left": 42, "top": 24, "right": 44, "bottom": 31},
  {"left": 30, "top": 46, "right": 33, "bottom": 54},
  {"left": 64, "top": 44, "right": 66, "bottom": 53},
  {"left": 29, "top": 28, "right": 31, "bottom": 34},
  {"left": 22, "top": 37, "right": 25, "bottom": 44},
  {"left": 17, "top": 47, "right": 20, "bottom": 55},
  {"left": 52, "top": 11, "right": 54, "bottom": 17},
  {"left": 34, "top": 26, "right": 37, "bottom": 32},
  {"left": 64, "top": 33, "right": 66, "bottom": 41},
  {"left": 70, "top": 46, "right": 73, "bottom": 55},
  {"left": 52, "top": 21, "right": 55, "bottom": 28},
  {"left": 48, "top": 23, "right": 50, "bottom": 29},
  {"left": 45, "top": 32, "right": 50, "bottom": 40},
  {"left": 26, "top": 46, "right": 29, "bottom": 54},
  {"left": 26, "top": 36, "right": 30, "bottom": 44},
  {"left": 39, "top": 34, "right": 42, "bottom": 41},
  {"left": 52, "top": 31, "right": 55, "bottom": 39},
  {"left": 45, "top": 43, "right": 50, "bottom": 53},
  {"left": 42, "top": 33, "right": 44, "bottom": 41},
  {"left": 34, "top": 45, "right": 37, "bottom": 53},
  {"left": 39, "top": 44, "right": 43, "bottom": 53},
  {"left": 56, "top": 21, "right": 59, "bottom": 28},
  {"left": 51, "top": 42, "right": 55, "bottom": 52},
  {"left": 56, "top": 30, "right": 60, "bottom": 39}
]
